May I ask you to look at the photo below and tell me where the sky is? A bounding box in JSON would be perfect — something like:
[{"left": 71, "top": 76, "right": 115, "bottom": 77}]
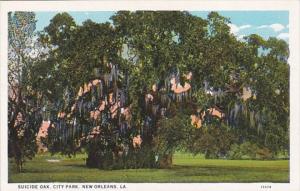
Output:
[{"left": 35, "top": 11, "right": 289, "bottom": 42}]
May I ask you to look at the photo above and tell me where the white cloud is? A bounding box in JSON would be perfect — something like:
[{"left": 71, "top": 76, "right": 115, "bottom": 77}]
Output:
[
  {"left": 228, "top": 24, "right": 252, "bottom": 34},
  {"left": 277, "top": 32, "right": 289, "bottom": 40},
  {"left": 257, "top": 25, "right": 268, "bottom": 29},
  {"left": 257, "top": 23, "right": 285, "bottom": 32},
  {"left": 239, "top": 25, "right": 251, "bottom": 30},
  {"left": 286, "top": 24, "right": 289, "bottom": 29},
  {"left": 270, "top": 23, "right": 285, "bottom": 32}
]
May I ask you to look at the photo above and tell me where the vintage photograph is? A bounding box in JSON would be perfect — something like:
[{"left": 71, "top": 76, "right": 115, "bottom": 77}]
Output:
[{"left": 1, "top": 1, "right": 300, "bottom": 191}]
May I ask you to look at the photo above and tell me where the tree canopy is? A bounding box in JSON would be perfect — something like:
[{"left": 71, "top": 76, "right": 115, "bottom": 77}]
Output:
[
  {"left": 8, "top": 11, "right": 44, "bottom": 172},
  {"left": 9, "top": 11, "right": 289, "bottom": 170}
]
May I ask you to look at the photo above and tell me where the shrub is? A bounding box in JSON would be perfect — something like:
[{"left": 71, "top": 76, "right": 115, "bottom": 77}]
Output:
[
  {"left": 228, "top": 141, "right": 258, "bottom": 159},
  {"left": 228, "top": 144, "right": 243, "bottom": 159},
  {"left": 256, "top": 147, "right": 273, "bottom": 160}
]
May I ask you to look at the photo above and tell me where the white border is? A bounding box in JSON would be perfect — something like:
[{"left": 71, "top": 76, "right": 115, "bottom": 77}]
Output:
[{"left": 1, "top": 1, "right": 299, "bottom": 191}]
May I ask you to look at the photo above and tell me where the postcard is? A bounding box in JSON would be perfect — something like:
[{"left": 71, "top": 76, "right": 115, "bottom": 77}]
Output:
[{"left": 0, "top": 1, "right": 299, "bottom": 191}]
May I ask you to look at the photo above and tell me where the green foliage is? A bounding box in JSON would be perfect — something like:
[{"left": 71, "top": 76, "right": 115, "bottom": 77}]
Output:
[
  {"left": 187, "top": 123, "right": 237, "bottom": 159},
  {"left": 22, "top": 11, "right": 290, "bottom": 170},
  {"left": 228, "top": 142, "right": 259, "bottom": 159},
  {"left": 154, "top": 114, "right": 193, "bottom": 167},
  {"left": 8, "top": 12, "right": 43, "bottom": 172},
  {"left": 228, "top": 142, "right": 275, "bottom": 160},
  {"left": 44, "top": 12, "right": 76, "bottom": 47}
]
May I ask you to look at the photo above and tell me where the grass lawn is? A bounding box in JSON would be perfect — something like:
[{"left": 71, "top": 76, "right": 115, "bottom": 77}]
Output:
[{"left": 8, "top": 152, "right": 289, "bottom": 183}]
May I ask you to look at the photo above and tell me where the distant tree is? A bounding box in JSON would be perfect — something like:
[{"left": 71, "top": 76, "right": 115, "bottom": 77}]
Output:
[{"left": 8, "top": 12, "right": 43, "bottom": 172}]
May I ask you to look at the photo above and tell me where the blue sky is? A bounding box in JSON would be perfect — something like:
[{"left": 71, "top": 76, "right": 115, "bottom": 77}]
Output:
[{"left": 35, "top": 11, "right": 289, "bottom": 42}]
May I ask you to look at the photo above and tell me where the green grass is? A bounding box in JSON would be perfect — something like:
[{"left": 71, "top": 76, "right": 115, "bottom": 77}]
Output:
[{"left": 8, "top": 152, "right": 289, "bottom": 183}]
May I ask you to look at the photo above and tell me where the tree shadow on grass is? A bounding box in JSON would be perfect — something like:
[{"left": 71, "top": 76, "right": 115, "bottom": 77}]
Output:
[{"left": 62, "top": 164, "right": 87, "bottom": 168}]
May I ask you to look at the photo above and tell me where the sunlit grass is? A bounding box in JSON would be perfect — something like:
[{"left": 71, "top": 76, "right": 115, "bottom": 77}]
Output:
[{"left": 8, "top": 152, "right": 289, "bottom": 183}]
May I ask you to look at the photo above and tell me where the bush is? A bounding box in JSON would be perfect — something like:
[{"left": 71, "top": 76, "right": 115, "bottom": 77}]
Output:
[
  {"left": 187, "top": 123, "right": 237, "bottom": 159},
  {"left": 228, "top": 141, "right": 258, "bottom": 159},
  {"left": 256, "top": 147, "right": 273, "bottom": 160},
  {"left": 228, "top": 142, "right": 274, "bottom": 160},
  {"left": 228, "top": 144, "right": 243, "bottom": 159}
]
